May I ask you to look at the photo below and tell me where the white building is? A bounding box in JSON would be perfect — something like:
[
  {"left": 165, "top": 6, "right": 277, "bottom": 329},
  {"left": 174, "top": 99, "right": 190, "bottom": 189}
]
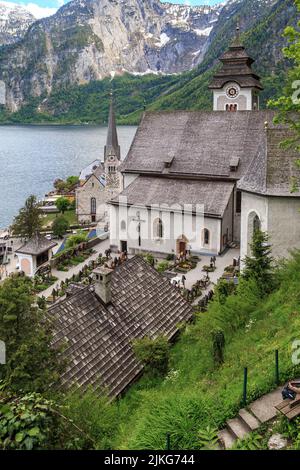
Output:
[
  {"left": 109, "top": 32, "right": 300, "bottom": 261},
  {"left": 15, "top": 234, "right": 57, "bottom": 278}
]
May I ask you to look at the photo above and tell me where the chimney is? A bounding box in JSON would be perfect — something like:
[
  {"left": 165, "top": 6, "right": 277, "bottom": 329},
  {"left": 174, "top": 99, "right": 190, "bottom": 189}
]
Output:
[{"left": 93, "top": 266, "right": 113, "bottom": 305}]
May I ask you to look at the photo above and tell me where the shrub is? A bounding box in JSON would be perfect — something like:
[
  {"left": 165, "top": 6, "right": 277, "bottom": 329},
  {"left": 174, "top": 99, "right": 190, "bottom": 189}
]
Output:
[
  {"left": 156, "top": 260, "right": 169, "bottom": 273},
  {"left": 0, "top": 393, "right": 60, "bottom": 450},
  {"left": 133, "top": 336, "right": 170, "bottom": 377},
  {"left": 63, "top": 388, "right": 118, "bottom": 450},
  {"left": 52, "top": 216, "right": 70, "bottom": 238}
]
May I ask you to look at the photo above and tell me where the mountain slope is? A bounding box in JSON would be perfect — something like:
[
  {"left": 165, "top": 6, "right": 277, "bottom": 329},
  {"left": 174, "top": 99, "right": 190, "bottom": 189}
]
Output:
[
  {"left": 0, "top": 0, "right": 296, "bottom": 123},
  {"left": 0, "top": 0, "right": 224, "bottom": 111},
  {"left": 0, "top": 1, "right": 35, "bottom": 46}
]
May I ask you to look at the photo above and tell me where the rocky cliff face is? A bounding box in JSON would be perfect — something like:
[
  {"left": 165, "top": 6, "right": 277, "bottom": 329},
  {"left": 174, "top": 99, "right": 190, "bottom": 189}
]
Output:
[
  {"left": 0, "top": 1, "right": 35, "bottom": 46},
  {"left": 0, "top": 0, "right": 224, "bottom": 111}
]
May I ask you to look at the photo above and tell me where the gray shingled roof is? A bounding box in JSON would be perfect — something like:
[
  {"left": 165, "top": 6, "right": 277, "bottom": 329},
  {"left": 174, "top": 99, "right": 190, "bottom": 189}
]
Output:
[
  {"left": 16, "top": 235, "right": 57, "bottom": 256},
  {"left": 49, "top": 256, "right": 193, "bottom": 397},
  {"left": 238, "top": 128, "right": 300, "bottom": 196},
  {"left": 111, "top": 176, "right": 234, "bottom": 217},
  {"left": 122, "top": 111, "right": 277, "bottom": 179},
  {"left": 209, "top": 42, "right": 263, "bottom": 90}
]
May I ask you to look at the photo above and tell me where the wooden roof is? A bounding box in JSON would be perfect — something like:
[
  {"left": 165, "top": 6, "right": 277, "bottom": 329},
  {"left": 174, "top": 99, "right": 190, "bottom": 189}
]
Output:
[
  {"left": 238, "top": 128, "right": 300, "bottom": 197},
  {"left": 16, "top": 234, "right": 57, "bottom": 256},
  {"left": 49, "top": 256, "right": 193, "bottom": 397},
  {"left": 111, "top": 176, "right": 234, "bottom": 217},
  {"left": 122, "top": 110, "right": 277, "bottom": 180}
]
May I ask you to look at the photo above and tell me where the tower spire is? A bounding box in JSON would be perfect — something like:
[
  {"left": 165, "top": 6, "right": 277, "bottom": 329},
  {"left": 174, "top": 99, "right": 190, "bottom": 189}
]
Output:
[
  {"left": 232, "top": 17, "right": 241, "bottom": 47},
  {"left": 105, "top": 90, "right": 120, "bottom": 160}
]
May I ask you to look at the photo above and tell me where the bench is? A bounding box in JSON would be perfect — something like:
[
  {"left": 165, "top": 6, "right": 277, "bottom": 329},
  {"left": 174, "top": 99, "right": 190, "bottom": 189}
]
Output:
[{"left": 276, "top": 398, "right": 300, "bottom": 420}]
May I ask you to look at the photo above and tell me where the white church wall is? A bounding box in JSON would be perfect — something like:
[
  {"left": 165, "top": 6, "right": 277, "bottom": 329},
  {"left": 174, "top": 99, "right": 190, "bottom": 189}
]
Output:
[
  {"left": 109, "top": 203, "right": 222, "bottom": 256},
  {"left": 267, "top": 197, "right": 300, "bottom": 260},
  {"left": 213, "top": 83, "right": 253, "bottom": 111},
  {"left": 240, "top": 191, "right": 268, "bottom": 264}
]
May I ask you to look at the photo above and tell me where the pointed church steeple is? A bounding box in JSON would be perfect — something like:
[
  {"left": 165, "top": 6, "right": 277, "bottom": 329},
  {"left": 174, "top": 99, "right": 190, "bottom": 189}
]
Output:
[
  {"left": 104, "top": 91, "right": 120, "bottom": 161},
  {"left": 209, "top": 21, "right": 263, "bottom": 111}
]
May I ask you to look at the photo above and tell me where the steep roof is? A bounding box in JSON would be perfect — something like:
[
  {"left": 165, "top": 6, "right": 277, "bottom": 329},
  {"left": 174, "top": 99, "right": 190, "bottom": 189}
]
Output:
[
  {"left": 79, "top": 160, "right": 102, "bottom": 181},
  {"left": 105, "top": 94, "right": 120, "bottom": 160},
  {"left": 122, "top": 110, "right": 277, "bottom": 179},
  {"left": 209, "top": 36, "right": 263, "bottom": 90},
  {"left": 49, "top": 256, "right": 193, "bottom": 397},
  {"left": 238, "top": 128, "right": 300, "bottom": 197},
  {"left": 16, "top": 234, "right": 57, "bottom": 256},
  {"left": 111, "top": 176, "right": 234, "bottom": 217}
]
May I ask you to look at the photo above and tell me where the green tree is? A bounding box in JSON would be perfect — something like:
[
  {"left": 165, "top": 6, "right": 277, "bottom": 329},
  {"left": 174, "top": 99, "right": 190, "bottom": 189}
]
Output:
[
  {"left": 269, "top": 0, "right": 300, "bottom": 152},
  {"left": 242, "top": 229, "right": 275, "bottom": 296},
  {"left": 56, "top": 197, "right": 70, "bottom": 214},
  {"left": 66, "top": 176, "right": 79, "bottom": 189},
  {"left": 0, "top": 274, "right": 63, "bottom": 393},
  {"left": 52, "top": 216, "right": 69, "bottom": 238},
  {"left": 65, "top": 231, "right": 87, "bottom": 250},
  {"left": 132, "top": 336, "right": 170, "bottom": 377},
  {"left": 11, "top": 195, "right": 42, "bottom": 239}
]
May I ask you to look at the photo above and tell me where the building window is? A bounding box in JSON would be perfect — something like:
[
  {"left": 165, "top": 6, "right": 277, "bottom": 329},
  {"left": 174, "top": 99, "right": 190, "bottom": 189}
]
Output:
[
  {"left": 253, "top": 215, "right": 261, "bottom": 233},
  {"left": 153, "top": 218, "right": 163, "bottom": 239},
  {"left": 236, "top": 190, "right": 242, "bottom": 214},
  {"left": 226, "top": 104, "right": 238, "bottom": 112},
  {"left": 203, "top": 228, "right": 210, "bottom": 246},
  {"left": 91, "top": 197, "right": 96, "bottom": 215},
  {"left": 121, "top": 220, "right": 126, "bottom": 231},
  {"left": 108, "top": 166, "right": 116, "bottom": 173}
]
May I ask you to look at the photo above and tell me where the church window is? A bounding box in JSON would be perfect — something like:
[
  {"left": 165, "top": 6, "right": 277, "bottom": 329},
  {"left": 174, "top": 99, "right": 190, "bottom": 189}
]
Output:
[
  {"left": 91, "top": 197, "right": 96, "bottom": 215},
  {"left": 109, "top": 166, "right": 116, "bottom": 173},
  {"left": 226, "top": 104, "right": 238, "bottom": 112},
  {"left": 236, "top": 190, "right": 242, "bottom": 214},
  {"left": 253, "top": 215, "right": 261, "bottom": 232},
  {"left": 203, "top": 229, "right": 210, "bottom": 246},
  {"left": 153, "top": 218, "right": 163, "bottom": 239},
  {"left": 121, "top": 220, "right": 126, "bottom": 231}
]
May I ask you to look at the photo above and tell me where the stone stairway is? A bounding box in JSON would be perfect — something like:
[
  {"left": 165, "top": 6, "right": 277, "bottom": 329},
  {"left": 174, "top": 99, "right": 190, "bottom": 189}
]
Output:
[{"left": 218, "top": 387, "right": 283, "bottom": 449}]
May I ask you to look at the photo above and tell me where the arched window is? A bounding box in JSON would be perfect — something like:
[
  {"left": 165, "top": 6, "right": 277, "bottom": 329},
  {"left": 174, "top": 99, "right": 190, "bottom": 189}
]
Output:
[
  {"left": 91, "top": 197, "right": 96, "bottom": 215},
  {"left": 203, "top": 228, "right": 210, "bottom": 246},
  {"left": 121, "top": 220, "right": 126, "bottom": 231},
  {"left": 247, "top": 211, "right": 261, "bottom": 254},
  {"left": 253, "top": 215, "right": 261, "bottom": 233},
  {"left": 153, "top": 218, "right": 163, "bottom": 239}
]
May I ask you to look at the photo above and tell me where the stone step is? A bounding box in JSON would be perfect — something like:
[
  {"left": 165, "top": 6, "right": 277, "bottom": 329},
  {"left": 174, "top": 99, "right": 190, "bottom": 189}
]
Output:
[
  {"left": 249, "top": 387, "right": 283, "bottom": 423},
  {"left": 218, "top": 428, "right": 236, "bottom": 450},
  {"left": 239, "top": 408, "right": 261, "bottom": 431},
  {"left": 226, "top": 417, "right": 251, "bottom": 440}
]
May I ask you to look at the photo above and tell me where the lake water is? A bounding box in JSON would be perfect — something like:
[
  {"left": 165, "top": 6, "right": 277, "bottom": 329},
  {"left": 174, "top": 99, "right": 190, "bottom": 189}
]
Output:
[{"left": 0, "top": 125, "right": 137, "bottom": 229}]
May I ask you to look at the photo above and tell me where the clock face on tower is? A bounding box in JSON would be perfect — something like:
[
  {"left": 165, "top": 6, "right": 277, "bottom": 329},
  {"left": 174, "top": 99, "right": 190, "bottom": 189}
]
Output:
[{"left": 226, "top": 85, "right": 239, "bottom": 99}]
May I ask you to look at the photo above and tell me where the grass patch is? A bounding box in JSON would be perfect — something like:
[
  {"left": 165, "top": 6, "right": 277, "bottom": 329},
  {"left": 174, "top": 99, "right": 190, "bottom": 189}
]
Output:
[{"left": 42, "top": 210, "right": 77, "bottom": 228}]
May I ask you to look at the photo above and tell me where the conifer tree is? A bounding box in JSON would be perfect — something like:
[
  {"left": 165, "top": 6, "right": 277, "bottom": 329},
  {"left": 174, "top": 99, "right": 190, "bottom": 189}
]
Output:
[
  {"left": 242, "top": 229, "right": 275, "bottom": 296},
  {"left": 11, "top": 195, "right": 42, "bottom": 239}
]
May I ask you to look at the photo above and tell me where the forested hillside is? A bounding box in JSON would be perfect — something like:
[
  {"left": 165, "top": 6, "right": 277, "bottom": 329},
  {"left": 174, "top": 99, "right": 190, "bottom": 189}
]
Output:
[{"left": 0, "top": 0, "right": 296, "bottom": 124}]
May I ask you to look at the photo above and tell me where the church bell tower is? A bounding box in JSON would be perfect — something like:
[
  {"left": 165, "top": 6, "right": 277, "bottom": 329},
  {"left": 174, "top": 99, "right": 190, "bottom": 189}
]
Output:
[
  {"left": 209, "top": 23, "right": 263, "bottom": 111},
  {"left": 104, "top": 92, "right": 122, "bottom": 199}
]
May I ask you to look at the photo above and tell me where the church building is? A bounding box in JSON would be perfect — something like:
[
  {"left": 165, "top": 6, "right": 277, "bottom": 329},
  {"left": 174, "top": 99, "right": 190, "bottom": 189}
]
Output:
[
  {"left": 109, "top": 29, "right": 300, "bottom": 261},
  {"left": 76, "top": 93, "right": 122, "bottom": 224}
]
